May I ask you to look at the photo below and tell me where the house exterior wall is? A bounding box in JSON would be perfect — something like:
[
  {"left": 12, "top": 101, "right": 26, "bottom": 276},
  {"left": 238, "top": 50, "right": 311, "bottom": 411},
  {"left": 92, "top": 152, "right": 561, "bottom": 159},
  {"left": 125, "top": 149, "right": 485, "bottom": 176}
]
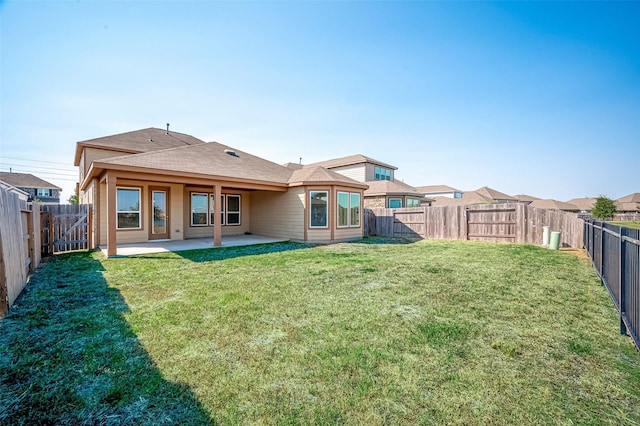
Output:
[
  {"left": 364, "top": 196, "right": 386, "bottom": 209},
  {"left": 250, "top": 188, "right": 305, "bottom": 241},
  {"left": 424, "top": 191, "right": 462, "bottom": 199},
  {"left": 18, "top": 187, "right": 61, "bottom": 204},
  {"left": 329, "top": 164, "right": 366, "bottom": 183},
  {"left": 364, "top": 163, "right": 394, "bottom": 182},
  {"left": 81, "top": 147, "right": 135, "bottom": 182},
  {"left": 305, "top": 186, "right": 364, "bottom": 243}
]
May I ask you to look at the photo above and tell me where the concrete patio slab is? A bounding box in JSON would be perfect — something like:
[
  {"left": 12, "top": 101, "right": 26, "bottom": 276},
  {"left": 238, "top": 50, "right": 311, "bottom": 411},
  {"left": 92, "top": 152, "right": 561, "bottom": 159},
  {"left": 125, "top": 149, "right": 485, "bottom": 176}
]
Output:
[{"left": 100, "top": 235, "right": 287, "bottom": 257}]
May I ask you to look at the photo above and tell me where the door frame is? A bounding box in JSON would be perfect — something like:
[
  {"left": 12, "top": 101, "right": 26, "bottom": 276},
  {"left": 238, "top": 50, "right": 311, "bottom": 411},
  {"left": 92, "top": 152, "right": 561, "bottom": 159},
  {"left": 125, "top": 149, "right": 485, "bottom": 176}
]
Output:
[{"left": 149, "top": 186, "right": 170, "bottom": 240}]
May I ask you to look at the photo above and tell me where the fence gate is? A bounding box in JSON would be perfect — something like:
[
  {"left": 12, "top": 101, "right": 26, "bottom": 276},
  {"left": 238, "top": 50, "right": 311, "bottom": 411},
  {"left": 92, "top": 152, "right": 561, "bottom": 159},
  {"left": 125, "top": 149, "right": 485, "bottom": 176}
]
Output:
[
  {"left": 41, "top": 204, "right": 91, "bottom": 255},
  {"left": 393, "top": 209, "right": 426, "bottom": 238},
  {"left": 466, "top": 206, "right": 517, "bottom": 242}
]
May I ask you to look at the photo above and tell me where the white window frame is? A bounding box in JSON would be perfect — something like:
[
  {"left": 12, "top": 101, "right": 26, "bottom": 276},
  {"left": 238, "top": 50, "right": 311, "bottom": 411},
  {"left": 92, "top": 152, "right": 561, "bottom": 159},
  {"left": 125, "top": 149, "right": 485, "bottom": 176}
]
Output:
[
  {"left": 337, "top": 191, "right": 361, "bottom": 228},
  {"left": 350, "top": 192, "right": 361, "bottom": 227},
  {"left": 116, "top": 187, "right": 141, "bottom": 230},
  {"left": 226, "top": 194, "right": 241, "bottom": 226},
  {"left": 190, "top": 192, "right": 242, "bottom": 227},
  {"left": 191, "top": 192, "right": 209, "bottom": 227},
  {"left": 37, "top": 188, "right": 52, "bottom": 197},
  {"left": 309, "top": 190, "right": 329, "bottom": 228}
]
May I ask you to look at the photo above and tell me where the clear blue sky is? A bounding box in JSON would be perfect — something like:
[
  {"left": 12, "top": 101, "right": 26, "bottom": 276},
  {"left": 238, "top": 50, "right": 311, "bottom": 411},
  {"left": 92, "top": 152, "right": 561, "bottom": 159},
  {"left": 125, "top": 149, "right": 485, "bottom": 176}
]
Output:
[{"left": 2, "top": 1, "right": 639, "bottom": 201}]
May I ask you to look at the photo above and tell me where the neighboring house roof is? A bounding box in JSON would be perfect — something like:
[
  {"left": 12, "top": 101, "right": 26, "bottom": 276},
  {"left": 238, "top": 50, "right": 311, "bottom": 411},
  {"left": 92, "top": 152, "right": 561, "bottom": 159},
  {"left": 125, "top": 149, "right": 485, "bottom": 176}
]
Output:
[
  {"left": 304, "top": 154, "right": 397, "bottom": 171},
  {"left": 0, "top": 172, "right": 61, "bottom": 190},
  {"left": 364, "top": 180, "right": 424, "bottom": 197},
  {"left": 84, "top": 141, "right": 367, "bottom": 190},
  {"left": 416, "top": 185, "right": 462, "bottom": 193},
  {"left": 0, "top": 179, "right": 30, "bottom": 200},
  {"left": 514, "top": 194, "right": 541, "bottom": 203},
  {"left": 616, "top": 202, "right": 639, "bottom": 212},
  {"left": 566, "top": 197, "right": 597, "bottom": 211},
  {"left": 431, "top": 191, "right": 493, "bottom": 206},
  {"left": 616, "top": 193, "right": 640, "bottom": 203},
  {"left": 283, "top": 162, "right": 304, "bottom": 170},
  {"left": 288, "top": 166, "right": 367, "bottom": 188},
  {"left": 472, "top": 186, "right": 517, "bottom": 202},
  {"left": 74, "top": 127, "right": 206, "bottom": 166},
  {"left": 529, "top": 199, "right": 579, "bottom": 211}
]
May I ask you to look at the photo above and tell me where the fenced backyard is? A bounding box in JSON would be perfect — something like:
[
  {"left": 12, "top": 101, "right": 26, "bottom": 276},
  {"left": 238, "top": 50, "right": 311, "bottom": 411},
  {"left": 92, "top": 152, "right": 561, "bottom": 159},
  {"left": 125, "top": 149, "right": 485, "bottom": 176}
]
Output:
[
  {"left": 364, "top": 203, "right": 584, "bottom": 248},
  {"left": 0, "top": 188, "right": 91, "bottom": 315},
  {"left": 584, "top": 219, "right": 640, "bottom": 349}
]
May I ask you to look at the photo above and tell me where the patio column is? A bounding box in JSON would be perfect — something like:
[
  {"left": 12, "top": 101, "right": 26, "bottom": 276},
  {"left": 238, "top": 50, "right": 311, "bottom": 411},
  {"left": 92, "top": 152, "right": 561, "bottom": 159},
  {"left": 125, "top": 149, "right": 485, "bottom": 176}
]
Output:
[
  {"left": 106, "top": 172, "right": 117, "bottom": 257},
  {"left": 213, "top": 183, "right": 222, "bottom": 246}
]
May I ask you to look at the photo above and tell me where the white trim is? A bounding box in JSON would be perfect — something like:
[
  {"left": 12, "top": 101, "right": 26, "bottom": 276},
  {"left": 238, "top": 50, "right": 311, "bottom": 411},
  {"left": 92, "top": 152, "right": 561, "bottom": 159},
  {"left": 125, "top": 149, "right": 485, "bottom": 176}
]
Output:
[{"left": 116, "top": 187, "right": 142, "bottom": 230}]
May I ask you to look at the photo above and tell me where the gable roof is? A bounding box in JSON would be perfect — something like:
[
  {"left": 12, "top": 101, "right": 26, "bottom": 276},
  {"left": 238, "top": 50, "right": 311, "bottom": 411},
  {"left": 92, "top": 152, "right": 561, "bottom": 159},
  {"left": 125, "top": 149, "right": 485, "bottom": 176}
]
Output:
[
  {"left": 529, "top": 199, "right": 579, "bottom": 211},
  {"left": 0, "top": 179, "right": 30, "bottom": 199},
  {"left": 472, "top": 186, "right": 517, "bottom": 201},
  {"left": 416, "top": 185, "right": 462, "bottom": 193},
  {"left": 364, "top": 180, "right": 425, "bottom": 197},
  {"left": 85, "top": 141, "right": 367, "bottom": 190},
  {"left": 304, "top": 154, "right": 397, "bottom": 170},
  {"left": 288, "top": 166, "right": 368, "bottom": 188},
  {"left": 616, "top": 193, "right": 640, "bottom": 203},
  {"left": 514, "top": 194, "right": 541, "bottom": 202},
  {"left": 0, "top": 172, "right": 61, "bottom": 190},
  {"left": 74, "top": 127, "right": 206, "bottom": 166},
  {"left": 566, "top": 197, "right": 597, "bottom": 211}
]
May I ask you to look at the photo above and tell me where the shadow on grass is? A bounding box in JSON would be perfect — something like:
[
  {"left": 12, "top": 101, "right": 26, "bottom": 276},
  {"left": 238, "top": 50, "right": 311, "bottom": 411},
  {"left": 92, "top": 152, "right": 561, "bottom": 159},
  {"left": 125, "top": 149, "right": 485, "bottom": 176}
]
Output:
[
  {"left": 357, "top": 236, "right": 422, "bottom": 245},
  {"left": 0, "top": 252, "right": 213, "bottom": 425},
  {"left": 134, "top": 241, "right": 313, "bottom": 263}
]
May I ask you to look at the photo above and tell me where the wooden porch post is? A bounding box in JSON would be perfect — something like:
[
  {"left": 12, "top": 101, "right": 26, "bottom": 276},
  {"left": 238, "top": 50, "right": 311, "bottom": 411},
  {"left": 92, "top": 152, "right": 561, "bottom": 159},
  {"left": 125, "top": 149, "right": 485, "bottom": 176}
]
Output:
[
  {"left": 106, "top": 172, "right": 117, "bottom": 257},
  {"left": 213, "top": 184, "right": 222, "bottom": 247}
]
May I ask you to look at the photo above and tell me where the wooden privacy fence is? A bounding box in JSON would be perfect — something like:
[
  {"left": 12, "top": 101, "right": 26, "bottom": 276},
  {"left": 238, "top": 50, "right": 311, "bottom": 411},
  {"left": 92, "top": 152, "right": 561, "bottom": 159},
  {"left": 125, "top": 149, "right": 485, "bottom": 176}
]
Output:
[
  {"left": 584, "top": 220, "right": 640, "bottom": 349},
  {"left": 41, "top": 204, "right": 91, "bottom": 255},
  {"left": 364, "top": 203, "right": 584, "bottom": 248},
  {"left": 0, "top": 188, "right": 41, "bottom": 315}
]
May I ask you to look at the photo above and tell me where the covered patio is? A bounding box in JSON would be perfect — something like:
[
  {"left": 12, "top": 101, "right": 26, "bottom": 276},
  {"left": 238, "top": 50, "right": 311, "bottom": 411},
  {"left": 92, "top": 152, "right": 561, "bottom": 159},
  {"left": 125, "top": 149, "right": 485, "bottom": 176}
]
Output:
[{"left": 100, "top": 235, "right": 288, "bottom": 257}]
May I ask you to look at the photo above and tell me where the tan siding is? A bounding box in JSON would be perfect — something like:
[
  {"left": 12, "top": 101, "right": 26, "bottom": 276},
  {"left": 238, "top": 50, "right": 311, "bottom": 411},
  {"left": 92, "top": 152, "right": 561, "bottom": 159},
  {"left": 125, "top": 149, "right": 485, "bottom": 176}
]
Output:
[
  {"left": 83, "top": 147, "right": 134, "bottom": 175},
  {"left": 251, "top": 188, "right": 305, "bottom": 240},
  {"left": 333, "top": 226, "right": 362, "bottom": 240},
  {"left": 330, "top": 164, "right": 366, "bottom": 182},
  {"left": 168, "top": 183, "right": 184, "bottom": 240}
]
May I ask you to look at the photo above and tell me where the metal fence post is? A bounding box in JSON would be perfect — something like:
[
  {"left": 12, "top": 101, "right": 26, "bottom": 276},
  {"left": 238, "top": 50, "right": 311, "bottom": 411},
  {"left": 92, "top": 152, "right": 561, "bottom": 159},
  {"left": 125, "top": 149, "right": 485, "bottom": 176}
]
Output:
[
  {"left": 619, "top": 227, "right": 627, "bottom": 335},
  {"left": 600, "top": 221, "right": 605, "bottom": 279}
]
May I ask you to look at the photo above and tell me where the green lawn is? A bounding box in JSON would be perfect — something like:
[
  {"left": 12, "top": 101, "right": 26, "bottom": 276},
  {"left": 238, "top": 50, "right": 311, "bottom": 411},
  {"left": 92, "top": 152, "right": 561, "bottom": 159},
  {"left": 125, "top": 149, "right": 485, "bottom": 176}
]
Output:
[
  {"left": 1, "top": 238, "right": 639, "bottom": 425},
  {"left": 609, "top": 221, "right": 640, "bottom": 230}
]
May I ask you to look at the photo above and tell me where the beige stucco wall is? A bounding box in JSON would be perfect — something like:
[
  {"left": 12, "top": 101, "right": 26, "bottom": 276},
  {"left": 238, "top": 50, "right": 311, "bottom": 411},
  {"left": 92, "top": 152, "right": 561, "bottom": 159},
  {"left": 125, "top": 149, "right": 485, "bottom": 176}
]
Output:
[{"left": 251, "top": 188, "right": 305, "bottom": 240}]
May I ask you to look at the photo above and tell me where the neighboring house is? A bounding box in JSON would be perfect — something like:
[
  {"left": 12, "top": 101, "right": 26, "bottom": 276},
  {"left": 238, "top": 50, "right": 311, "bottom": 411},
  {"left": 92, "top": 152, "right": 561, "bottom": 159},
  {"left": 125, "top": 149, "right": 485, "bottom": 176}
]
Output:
[
  {"left": 0, "top": 172, "right": 61, "bottom": 204},
  {"left": 74, "top": 128, "right": 368, "bottom": 256},
  {"left": 514, "top": 194, "right": 541, "bottom": 204},
  {"left": 615, "top": 193, "right": 640, "bottom": 213},
  {"left": 0, "top": 179, "right": 29, "bottom": 202},
  {"left": 529, "top": 199, "right": 580, "bottom": 212},
  {"left": 473, "top": 186, "right": 517, "bottom": 204},
  {"left": 430, "top": 186, "right": 516, "bottom": 206},
  {"left": 566, "top": 197, "right": 597, "bottom": 213},
  {"left": 417, "top": 185, "right": 463, "bottom": 199},
  {"left": 304, "top": 154, "right": 428, "bottom": 208}
]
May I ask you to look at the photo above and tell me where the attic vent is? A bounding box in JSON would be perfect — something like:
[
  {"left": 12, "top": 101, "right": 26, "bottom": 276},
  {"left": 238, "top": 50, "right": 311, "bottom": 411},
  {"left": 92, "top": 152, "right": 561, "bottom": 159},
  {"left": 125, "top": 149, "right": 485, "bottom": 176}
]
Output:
[{"left": 224, "top": 149, "right": 239, "bottom": 157}]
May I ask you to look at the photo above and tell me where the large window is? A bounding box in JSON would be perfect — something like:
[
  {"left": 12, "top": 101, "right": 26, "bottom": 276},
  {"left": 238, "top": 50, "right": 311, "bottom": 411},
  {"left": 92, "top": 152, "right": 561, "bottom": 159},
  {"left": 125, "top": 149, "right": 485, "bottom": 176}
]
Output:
[
  {"left": 406, "top": 198, "right": 421, "bottom": 207},
  {"left": 374, "top": 166, "right": 391, "bottom": 181},
  {"left": 388, "top": 198, "right": 402, "bottom": 208},
  {"left": 117, "top": 188, "right": 141, "bottom": 229},
  {"left": 337, "top": 191, "right": 361, "bottom": 227},
  {"left": 37, "top": 188, "right": 53, "bottom": 197},
  {"left": 310, "top": 191, "right": 328, "bottom": 228},
  {"left": 191, "top": 193, "right": 241, "bottom": 226}
]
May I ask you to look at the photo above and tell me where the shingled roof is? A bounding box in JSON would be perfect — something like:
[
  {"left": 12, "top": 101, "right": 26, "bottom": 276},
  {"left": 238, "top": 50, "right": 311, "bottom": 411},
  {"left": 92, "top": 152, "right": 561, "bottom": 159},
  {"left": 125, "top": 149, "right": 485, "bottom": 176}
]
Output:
[
  {"left": 304, "top": 154, "right": 397, "bottom": 171},
  {"left": 74, "top": 127, "right": 206, "bottom": 166},
  {"left": 416, "top": 185, "right": 462, "bottom": 193},
  {"left": 364, "top": 180, "right": 422, "bottom": 197},
  {"left": 0, "top": 172, "right": 61, "bottom": 190}
]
